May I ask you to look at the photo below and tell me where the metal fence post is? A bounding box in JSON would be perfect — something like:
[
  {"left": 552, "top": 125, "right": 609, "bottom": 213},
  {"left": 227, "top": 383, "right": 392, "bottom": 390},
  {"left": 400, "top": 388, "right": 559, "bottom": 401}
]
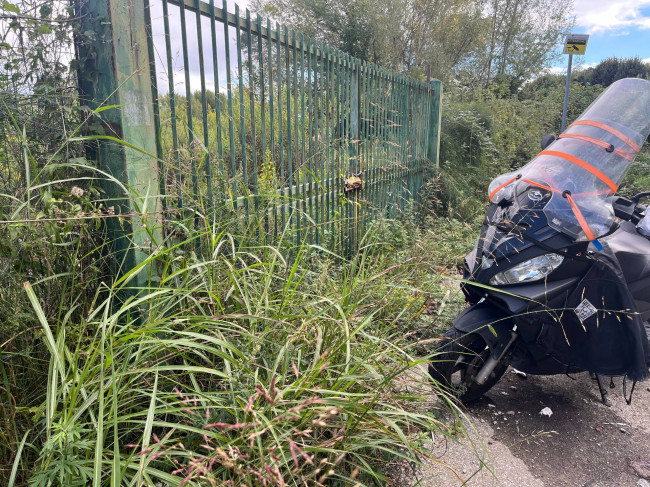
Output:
[
  {"left": 350, "top": 61, "right": 360, "bottom": 171},
  {"left": 75, "top": 0, "right": 163, "bottom": 292},
  {"left": 349, "top": 60, "right": 360, "bottom": 254},
  {"left": 427, "top": 79, "right": 443, "bottom": 168}
]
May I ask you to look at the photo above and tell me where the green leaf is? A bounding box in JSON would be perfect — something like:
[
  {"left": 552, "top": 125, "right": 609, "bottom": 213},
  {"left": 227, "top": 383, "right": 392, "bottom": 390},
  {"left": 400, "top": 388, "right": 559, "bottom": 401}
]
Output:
[
  {"left": 87, "top": 123, "right": 105, "bottom": 135},
  {"left": 39, "top": 4, "right": 52, "bottom": 18},
  {"left": 94, "top": 104, "right": 126, "bottom": 113},
  {"left": 2, "top": 1, "right": 20, "bottom": 14},
  {"left": 7, "top": 430, "right": 29, "bottom": 487}
]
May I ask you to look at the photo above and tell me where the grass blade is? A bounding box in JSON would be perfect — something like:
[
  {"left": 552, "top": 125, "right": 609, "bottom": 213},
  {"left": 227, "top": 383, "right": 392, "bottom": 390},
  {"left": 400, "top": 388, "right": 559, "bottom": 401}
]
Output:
[{"left": 7, "top": 430, "right": 29, "bottom": 487}]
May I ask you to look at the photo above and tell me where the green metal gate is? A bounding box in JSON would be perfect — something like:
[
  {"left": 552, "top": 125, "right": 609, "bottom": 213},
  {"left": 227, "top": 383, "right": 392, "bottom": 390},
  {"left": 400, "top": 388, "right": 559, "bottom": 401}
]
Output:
[{"left": 76, "top": 0, "right": 441, "bottom": 275}]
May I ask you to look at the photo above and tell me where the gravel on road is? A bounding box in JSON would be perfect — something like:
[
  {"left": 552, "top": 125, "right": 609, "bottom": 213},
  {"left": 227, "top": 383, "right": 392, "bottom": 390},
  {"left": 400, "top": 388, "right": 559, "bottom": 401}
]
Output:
[{"left": 408, "top": 369, "right": 650, "bottom": 487}]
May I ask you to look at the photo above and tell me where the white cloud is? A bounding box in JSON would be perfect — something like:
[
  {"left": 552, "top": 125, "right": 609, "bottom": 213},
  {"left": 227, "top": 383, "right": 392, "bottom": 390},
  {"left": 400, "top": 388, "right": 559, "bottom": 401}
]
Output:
[
  {"left": 546, "top": 61, "right": 598, "bottom": 76},
  {"left": 545, "top": 66, "right": 567, "bottom": 75},
  {"left": 643, "top": 57, "right": 650, "bottom": 64},
  {"left": 573, "top": 0, "right": 650, "bottom": 32}
]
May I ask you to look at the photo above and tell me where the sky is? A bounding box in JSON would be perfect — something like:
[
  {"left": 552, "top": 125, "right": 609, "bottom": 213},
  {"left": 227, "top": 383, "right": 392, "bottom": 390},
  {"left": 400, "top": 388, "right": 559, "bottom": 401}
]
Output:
[
  {"left": 551, "top": 0, "right": 650, "bottom": 73},
  {"left": 148, "top": 0, "right": 650, "bottom": 95},
  {"left": 2, "top": 0, "right": 649, "bottom": 93},
  {"left": 148, "top": 0, "right": 249, "bottom": 95}
]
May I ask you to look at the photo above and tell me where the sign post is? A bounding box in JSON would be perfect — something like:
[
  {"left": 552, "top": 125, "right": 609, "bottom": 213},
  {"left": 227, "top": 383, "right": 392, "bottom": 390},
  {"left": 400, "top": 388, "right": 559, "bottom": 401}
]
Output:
[{"left": 561, "top": 34, "right": 589, "bottom": 131}]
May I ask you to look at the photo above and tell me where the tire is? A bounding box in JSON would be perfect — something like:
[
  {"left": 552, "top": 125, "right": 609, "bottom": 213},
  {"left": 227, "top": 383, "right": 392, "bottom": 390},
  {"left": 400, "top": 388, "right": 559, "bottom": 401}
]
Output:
[{"left": 428, "top": 328, "right": 509, "bottom": 403}]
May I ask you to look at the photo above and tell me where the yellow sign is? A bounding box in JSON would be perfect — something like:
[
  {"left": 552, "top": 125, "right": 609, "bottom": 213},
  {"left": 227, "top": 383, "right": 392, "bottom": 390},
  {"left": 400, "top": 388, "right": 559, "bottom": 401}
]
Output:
[{"left": 563, "top": 34, "right": 589, "bottom": 55}]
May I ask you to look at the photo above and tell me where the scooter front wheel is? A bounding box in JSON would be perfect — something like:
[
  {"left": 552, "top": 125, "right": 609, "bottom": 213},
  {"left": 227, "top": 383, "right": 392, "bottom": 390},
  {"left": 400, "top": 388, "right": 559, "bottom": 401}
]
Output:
[{"left": 429, "top": 328, "right": 509, "bottom": 403}]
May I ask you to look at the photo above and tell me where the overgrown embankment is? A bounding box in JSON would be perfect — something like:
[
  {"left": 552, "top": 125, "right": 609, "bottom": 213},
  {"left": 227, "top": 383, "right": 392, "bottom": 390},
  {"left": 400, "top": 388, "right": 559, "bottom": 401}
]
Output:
[{"left": 2, "top": 10, "right": 648, "bottom": 480}]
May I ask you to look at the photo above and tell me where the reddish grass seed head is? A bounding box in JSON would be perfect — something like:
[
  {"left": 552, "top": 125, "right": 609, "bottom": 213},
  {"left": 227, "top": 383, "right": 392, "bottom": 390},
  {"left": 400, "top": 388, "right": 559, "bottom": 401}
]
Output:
[
  {"left": 205, "top": 422, "right": 258, "bottom": 430},
  {"left": 244, "top": 391, "right": 260, "bottom": 414},
  {"left": 256, "top": 385, "right": 274, "bottom": 404},
  {"left": 289, "top": 439, "right": 313, "bottom": 465},
  {"left": 269, "top": 376, "right": 282, "bottom": 402},
  {"left": 318, "top": 361, "right": 331, "bottom": 373}
]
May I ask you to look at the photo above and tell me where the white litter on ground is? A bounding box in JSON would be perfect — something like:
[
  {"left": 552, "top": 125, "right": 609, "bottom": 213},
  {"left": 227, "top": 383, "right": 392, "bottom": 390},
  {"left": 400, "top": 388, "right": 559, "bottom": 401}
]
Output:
[
  {"left": 512, "top": 368, "right": 527, "bottom": 378},
  {"left": 540, "top": 407, "right": 553, "bottom": 417}
]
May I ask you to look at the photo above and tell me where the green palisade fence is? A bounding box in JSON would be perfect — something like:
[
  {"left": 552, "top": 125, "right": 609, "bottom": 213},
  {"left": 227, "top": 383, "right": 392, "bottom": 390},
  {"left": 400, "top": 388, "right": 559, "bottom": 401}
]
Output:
[{"left": 76, "top": 0, "right": 442, "bottom": 271}]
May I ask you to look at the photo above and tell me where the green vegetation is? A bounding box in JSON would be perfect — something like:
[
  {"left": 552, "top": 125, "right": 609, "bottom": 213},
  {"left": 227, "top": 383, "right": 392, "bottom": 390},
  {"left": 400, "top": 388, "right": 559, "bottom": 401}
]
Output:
[
  {"left": 17, "top": 213, "right": 469, "bottom": 486},
  {"left": 1, "top": 123, "right": 476, "bottom": 484},
  {"left": 2, "top": 0, "right": 650, "bottom": 485},
  {"left": 575, "top": 56, "right": 650, "bottom": 88},
  {"left": 252, "top": 0, "right": 575, "bottom": 87}
]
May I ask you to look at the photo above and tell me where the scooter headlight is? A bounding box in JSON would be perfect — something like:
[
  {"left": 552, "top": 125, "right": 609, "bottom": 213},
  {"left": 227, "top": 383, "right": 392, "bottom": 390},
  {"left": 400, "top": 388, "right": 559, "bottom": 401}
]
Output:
[{"left": 489, "top": 253, "right": 564, "bottom": 285}]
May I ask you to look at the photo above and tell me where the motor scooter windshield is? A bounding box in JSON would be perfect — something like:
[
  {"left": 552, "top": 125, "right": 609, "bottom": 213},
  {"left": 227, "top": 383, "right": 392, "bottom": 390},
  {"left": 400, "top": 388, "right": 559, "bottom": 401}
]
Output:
[{"left": 488, "top": 78, "right": 650, "bottom": 242}]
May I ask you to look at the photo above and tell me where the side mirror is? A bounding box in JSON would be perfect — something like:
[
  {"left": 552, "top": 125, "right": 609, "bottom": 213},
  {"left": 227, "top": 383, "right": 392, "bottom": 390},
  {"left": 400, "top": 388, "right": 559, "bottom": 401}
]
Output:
[{"left": 541, "top": 134, "right": 556, "bottom": 150}]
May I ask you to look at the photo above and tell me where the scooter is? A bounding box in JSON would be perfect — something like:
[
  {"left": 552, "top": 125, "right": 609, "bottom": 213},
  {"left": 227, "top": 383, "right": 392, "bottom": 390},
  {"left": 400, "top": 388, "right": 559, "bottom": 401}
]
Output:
[{"left": 429, "top": 78, "right": 650, "bottom": 405}]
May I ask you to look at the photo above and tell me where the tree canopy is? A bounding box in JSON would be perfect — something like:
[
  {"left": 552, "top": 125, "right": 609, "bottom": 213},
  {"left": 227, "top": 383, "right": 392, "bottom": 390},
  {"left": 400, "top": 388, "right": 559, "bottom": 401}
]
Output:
[
  {"left": 251, "top": 0, "right": 574, "bottom": 85},
  {"left": 575, "top": 57, "right": 650, "bottom": 88}
]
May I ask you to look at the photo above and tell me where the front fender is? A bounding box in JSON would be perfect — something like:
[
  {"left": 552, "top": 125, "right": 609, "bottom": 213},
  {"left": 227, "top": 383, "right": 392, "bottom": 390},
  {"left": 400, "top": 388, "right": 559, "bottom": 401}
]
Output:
[{"left": 453, "top": 302, "right": 515, "bottom": 351}]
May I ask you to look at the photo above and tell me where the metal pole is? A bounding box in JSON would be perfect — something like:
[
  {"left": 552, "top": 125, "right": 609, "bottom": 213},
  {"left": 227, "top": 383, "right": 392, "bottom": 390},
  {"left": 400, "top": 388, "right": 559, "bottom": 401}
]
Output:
[
  {"left": 427, "top": 79, "right": 442, "bottom": 168},
  {"left": 76, "top": 0, "right": 163, "bottom": 293},
  {"left": 561, "top": 54, "right": 573, "bottom": 132}
]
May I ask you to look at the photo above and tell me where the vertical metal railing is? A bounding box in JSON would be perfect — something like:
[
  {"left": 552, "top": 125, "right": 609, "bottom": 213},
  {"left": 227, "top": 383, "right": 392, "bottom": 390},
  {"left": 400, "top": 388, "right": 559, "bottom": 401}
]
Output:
[{"left": 144, "top": 0, "right": 441, "bottom": 254}]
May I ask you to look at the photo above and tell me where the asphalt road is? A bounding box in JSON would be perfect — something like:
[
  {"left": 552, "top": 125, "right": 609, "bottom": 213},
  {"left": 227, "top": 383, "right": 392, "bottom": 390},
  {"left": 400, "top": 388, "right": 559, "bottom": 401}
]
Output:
[{"left": 412, "top": 369, "right": 650, "bottom": 487}]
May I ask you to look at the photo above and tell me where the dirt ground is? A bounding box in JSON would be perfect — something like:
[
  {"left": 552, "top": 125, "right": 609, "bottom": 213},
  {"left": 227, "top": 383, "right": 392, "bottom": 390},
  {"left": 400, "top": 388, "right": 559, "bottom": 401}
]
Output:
[{"left": 408, "top": 369, "right": 650, "bottom": 487}]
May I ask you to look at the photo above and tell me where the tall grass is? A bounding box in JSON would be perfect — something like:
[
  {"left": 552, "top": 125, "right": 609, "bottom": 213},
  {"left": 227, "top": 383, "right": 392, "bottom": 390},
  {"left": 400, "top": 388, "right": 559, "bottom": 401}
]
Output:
[
  {"left": 0, "top": 100, "right": 114, "bottom": 485},
  {"left": 0, "top": 94, "right": 478, "bottom": 485},
  {"left": 7, "top": 197, "right": 471, "bottom": 486}
]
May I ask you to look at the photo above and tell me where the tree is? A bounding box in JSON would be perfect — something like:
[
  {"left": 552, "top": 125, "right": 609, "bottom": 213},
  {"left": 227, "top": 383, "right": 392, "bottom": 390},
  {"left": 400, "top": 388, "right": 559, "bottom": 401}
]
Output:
[
  {"left": 0, "top": 0, "right": 80, "bottom": 173},
  {"left": 370, "top": 0, "right": 486, "bottom": 80},
  {"left": 251, "top": 0, "right": 487, "bottom": 82},
  {"left": 457, "top": 0, "right": 574, "bottom": 88},
  {"left": 250, "top": 0, "right": 377, "bottom": 61},
  {"left": 252, "top": 0, "right": 573, "bottom": 86},
  {"left": 0, "top": 0, "right": 75, "bottom": 94},
  {"left": 576, "top": 57, "right": 650, "bottom": 88}
]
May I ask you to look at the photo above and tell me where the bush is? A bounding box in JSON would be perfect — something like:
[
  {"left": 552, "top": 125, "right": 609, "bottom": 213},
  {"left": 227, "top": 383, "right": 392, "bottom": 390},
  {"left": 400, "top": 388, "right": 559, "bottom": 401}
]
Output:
[{"left": 15, "top": 211, "right": 461, "bottom": 487}]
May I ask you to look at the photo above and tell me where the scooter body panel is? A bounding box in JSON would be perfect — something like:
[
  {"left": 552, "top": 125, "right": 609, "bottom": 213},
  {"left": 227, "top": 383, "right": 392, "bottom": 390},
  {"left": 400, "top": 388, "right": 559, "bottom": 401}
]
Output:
[
  {"left": 452, "top": 302, "right": 515, "bottom": 350},
  {"left": 451, "top": 301, "right": 577, "bottom": 376},
  {"left": 601, "top": 221, "right": 650, "bottom": 320}
]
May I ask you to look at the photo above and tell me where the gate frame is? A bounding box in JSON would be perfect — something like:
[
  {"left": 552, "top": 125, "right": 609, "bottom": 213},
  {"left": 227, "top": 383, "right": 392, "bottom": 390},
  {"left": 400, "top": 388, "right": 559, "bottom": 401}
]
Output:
[
  {"left": 75, "top": 0, "right": 163, "bottom": 292},
  {"left": 74, "top": 0, "right": 442, "bottom": 276}
]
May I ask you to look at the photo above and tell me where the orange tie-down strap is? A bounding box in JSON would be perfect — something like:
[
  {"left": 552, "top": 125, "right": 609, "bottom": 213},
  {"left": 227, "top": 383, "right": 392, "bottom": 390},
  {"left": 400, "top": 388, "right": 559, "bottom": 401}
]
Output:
[
  {"left": 523, "top": 178, "right": 611, "bottom": 198},
  {"left": 565, "top": 193, "right": 597, "bottom": 241},
  {"left": 489, "top": 176, "right": 519, "bottom": 201},
  {"left": 538, "top": 150, "right": 618, "bottom": 193},
  {"left": 522, "top": 179, "right": 553, "bottom": 193},
  {"left": 488, "top": 171, "right": 613, "bottom": 203},
  {"left": 558, "top": 133, "right": 636, "bottom": 161},
  {"left": 522, "top": 179, "right": 598, "bottom": 241},
  {"left": 569, "top": 120, "right": 642, "bottom": 153}
]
